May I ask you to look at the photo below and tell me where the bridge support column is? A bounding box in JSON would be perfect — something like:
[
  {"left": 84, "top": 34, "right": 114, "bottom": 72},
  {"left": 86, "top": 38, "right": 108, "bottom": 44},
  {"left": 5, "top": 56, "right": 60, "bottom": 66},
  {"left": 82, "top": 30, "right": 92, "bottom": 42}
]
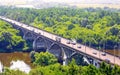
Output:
[
  {"left": 83, "top": 56, "right": 91, "bottom": 65},
  {"left": 63, "top": 58, "right": 68, "bottom": 65},
  {"left": 63, "top": 51, "right": 69, "bottom": 65},
  {"left": 93, "top": 59, "right": 100, "bottom": 68},
  {"left": 23, "top": 32, "right": 34, "bottom": 41}
]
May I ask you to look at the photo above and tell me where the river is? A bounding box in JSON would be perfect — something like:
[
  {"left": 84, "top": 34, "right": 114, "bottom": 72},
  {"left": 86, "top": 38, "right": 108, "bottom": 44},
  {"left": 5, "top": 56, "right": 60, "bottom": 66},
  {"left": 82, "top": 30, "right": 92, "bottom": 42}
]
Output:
[
  {"left": 0, "top": 52, "right": 35, "bottom": 73},
  {"left": 0, "top": 52, "right": 34, "bottom": 68}
]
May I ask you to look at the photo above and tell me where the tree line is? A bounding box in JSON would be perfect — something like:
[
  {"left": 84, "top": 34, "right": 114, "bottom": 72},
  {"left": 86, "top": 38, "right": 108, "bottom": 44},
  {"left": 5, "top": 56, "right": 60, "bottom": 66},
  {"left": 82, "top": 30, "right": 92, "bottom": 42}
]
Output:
[
  {"left": 0, "top": 7, "right": 120, "bottom": 75},
  {"left": 0, "top": 7, "right": 120, "bottom": 50},
  {"left": 0, "top": 20, "right": 28, "bottom": 52},
  {"left": 1, "top": 52, "right": 120, "bottom": 75}
]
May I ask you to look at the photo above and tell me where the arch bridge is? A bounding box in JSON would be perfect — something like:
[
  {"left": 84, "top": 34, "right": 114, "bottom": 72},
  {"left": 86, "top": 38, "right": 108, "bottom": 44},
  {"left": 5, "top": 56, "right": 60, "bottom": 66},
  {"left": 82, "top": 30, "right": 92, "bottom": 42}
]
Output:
[{"left": 0, "top": 16, "right": 120, "bottom": 67}]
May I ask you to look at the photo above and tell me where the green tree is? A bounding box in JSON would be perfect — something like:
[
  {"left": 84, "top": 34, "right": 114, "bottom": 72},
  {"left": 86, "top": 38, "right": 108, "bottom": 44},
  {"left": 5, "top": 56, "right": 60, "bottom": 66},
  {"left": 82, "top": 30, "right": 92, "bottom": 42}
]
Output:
[
  {"left": 30, "top": 51, "right": 36, "bottom": 62},
  {"left": 0, "top": 20, "right": 28, "bottom": 52},
  {"left": 34, "top": 52, "right": 57, "bottom": 66},
  {"left": 3, "top": 67, "right": 27, "bottom": 75}
]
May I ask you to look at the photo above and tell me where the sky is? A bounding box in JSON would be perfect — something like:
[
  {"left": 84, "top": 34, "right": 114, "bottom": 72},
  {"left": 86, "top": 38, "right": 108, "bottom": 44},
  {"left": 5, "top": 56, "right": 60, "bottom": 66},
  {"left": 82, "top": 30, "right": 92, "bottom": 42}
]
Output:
[
  {"left": 40, "top": 0, "right": 120, "bottom": 4},
  {"left": 0, "top": 0, "right": 120, "bottom": 5}
]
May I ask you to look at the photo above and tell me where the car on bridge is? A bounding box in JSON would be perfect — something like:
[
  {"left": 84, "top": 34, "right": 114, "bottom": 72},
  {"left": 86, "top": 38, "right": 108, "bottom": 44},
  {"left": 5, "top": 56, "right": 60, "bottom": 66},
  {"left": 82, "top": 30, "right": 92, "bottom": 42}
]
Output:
[
  {"left": 101, "top": 52, "right": 106, "bottom": 56},
  {"left": 77, "top": 45, "right": 81, "bottom": 48},
  {"left": 55, "top": 37, "right": 61, "bottom": 42},
  {"left": 105, "top": 59, "right": 110, "bottom": 63},
  {"left": 92, "top": 50, "right": 97, "bottom": 55},
  {"left": 66, "top": 40, "right": 71, "bottom": 44},
  {"left": 71, "top": 39, "right": 76, "bottom": 45},
  {"left": 71, "top": 41, "right": 76, "bottom": 45}
]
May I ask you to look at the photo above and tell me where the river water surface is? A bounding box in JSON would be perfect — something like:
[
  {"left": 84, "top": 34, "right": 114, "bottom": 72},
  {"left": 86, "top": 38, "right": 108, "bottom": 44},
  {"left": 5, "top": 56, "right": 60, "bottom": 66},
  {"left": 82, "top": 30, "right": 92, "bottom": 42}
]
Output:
[
  {"left": 0, "top": 52, "right": 34, "bottom": 68},
  {"left": 0, "top": 52, "right": 35, "bottom": 73}
]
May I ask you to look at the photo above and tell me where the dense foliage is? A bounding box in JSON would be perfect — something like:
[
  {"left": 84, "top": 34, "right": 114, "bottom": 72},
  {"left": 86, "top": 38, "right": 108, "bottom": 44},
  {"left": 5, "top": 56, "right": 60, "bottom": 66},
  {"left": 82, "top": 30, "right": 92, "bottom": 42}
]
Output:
[
  {"left": 1, "top": 52, "right": 120, "bottom": 75},
  {"left": 33, "top": 52, "right": 57, "bottom": 66},
  {"left": 0, "top": 6, "right": 120, "bottom": 75},
  {"left": 0, "top": 20, "right": 28, "bottom": 52},
  {"left": 30, "top": 52, "right": 120, "bottom": 75},
  {"left": 0, "top": 7, "right": 120, "bottom": 50}
]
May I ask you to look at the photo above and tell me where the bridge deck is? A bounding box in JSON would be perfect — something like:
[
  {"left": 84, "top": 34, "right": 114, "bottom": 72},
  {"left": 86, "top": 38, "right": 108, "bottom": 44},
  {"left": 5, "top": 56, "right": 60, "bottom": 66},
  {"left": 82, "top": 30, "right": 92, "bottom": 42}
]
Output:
[{"left": 0, "top": 16, "right": 120, "bottom": 66}]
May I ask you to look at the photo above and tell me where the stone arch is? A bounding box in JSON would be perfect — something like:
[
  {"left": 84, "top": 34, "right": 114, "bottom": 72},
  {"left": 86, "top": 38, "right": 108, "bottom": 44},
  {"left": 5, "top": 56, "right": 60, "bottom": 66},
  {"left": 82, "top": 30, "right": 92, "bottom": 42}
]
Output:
[
  {"left": 23, "top": 32, "right": 33, "bottom": 41},
  {"left": 17, "top": 27, "right": 25, "bottom": 36},
  {"left": 69, "top": 53, "right": 89, "bottom": 66},
  {"left": 12, "top": 24, "right": 18, "bottom": 29},
  {"left": 33, "top": 36, "right": 47, "bottom": 52},
  {"left": 48, "top": 43, "right": 64, "bottom": 62}
]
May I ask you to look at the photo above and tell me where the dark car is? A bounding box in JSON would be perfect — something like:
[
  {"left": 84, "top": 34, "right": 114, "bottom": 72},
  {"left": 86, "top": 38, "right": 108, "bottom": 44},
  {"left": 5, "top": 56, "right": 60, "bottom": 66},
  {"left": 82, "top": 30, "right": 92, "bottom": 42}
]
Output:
[
  {"left": 105, "top": 59, "right": 110, "bottom": 63},
  {"left": 66, "top": 40, "right": 71, "bottom": 44},
  {"left": 101, "top": 52, "right": 106, "bottom": 56}
]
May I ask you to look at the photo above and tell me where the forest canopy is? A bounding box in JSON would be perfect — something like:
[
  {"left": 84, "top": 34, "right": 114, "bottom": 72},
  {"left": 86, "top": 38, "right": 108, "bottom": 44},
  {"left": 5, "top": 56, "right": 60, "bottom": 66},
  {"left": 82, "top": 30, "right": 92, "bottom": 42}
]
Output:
[
  {"left": 0, "top": 7, "right": 120, "bottom": 50},
  {"left": 0, "top": 20, "right": 28, "bottom": 52}
]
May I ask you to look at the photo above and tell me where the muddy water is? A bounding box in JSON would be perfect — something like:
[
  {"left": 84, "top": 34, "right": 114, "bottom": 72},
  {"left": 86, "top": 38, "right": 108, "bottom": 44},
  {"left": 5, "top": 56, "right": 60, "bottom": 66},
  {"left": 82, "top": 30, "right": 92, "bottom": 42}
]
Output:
[{"left": 0, "top": 52, "right": 34, "bottom": 68}]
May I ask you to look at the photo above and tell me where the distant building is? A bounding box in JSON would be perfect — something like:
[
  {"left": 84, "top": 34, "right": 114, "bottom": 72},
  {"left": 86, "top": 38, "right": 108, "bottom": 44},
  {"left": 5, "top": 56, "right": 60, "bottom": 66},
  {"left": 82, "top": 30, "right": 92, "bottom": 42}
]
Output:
[{"left": 15, "top": 5, "right": 35, "bottom": 8}]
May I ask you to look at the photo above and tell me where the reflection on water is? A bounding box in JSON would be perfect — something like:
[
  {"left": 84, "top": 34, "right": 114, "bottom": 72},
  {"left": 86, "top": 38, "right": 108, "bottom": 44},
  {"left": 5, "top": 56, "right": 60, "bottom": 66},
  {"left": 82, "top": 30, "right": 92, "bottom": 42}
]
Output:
[
  {"left": 0, "top": 52, "right": 34, "bottom": 68},
  {"left": 0, "top": 52, "right": 35, "bottom": 73},
  {"left": 10, "top": 60, "right": 31, "bottom": 74},
  {"left": 0, "top": 62, "right": 3, "bottom": 73}
]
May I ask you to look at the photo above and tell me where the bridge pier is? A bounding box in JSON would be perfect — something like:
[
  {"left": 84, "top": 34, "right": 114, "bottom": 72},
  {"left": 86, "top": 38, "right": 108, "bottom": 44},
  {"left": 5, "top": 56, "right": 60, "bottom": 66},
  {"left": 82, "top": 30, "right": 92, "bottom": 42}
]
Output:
[
  {"left": 83, "top": 56, "right": 91, "bottom": 65},
  {"left": 17, "top": 27, "right": 26, "bottom": 36},
  {"left": 23, "top": 32, "right": 34, "bottom": 41},
  {"left": 93, "top": 59, "right": 100, "bottom": 68}
]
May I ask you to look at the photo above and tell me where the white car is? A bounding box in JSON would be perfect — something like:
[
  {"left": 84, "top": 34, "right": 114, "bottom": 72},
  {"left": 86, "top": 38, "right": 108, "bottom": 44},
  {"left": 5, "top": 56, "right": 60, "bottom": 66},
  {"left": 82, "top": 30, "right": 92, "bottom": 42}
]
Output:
[
  {"left": 101, "top": 52, "right": 106, "bottom": 56},
  {"left": 66, "top": 40, "right": 71, "bottom": 44},
  {"left": 77, "top": 45, "right": 81, "bottom": 48},
  {"left": 55, "top": 37, "right": 61, "bottom": 42},
  {"left": 92, "top": 50, "right": 97, "bottom": 55},
  {"left": 71, "top": 40, "right": 76, "bottom": 45}
]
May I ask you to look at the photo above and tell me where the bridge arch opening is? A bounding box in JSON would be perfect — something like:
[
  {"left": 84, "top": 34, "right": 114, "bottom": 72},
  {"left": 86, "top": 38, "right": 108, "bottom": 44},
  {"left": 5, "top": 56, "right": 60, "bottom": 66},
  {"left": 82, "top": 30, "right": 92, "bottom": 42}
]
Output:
[
  {"left": 17, "top": 27, "right": 24, "bottom": 36},
  {"left": 48, "top": 43, "right": 64, "bottom": 63},
  {"left": 23, "top": 32, "right": 33, "bottom": 41},
  {"left": 68, "top": 53, "right": 89, "bottom": 66},
  {"left": 33, "top": 36, "right": 47, "bottom": 52}
]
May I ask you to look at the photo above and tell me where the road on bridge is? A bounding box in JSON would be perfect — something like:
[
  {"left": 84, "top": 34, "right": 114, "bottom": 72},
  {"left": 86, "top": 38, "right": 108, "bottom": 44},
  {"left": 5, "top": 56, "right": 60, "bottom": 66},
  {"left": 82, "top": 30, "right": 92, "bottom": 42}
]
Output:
[{"left": 0, "top": 16, "right": 120, "bottom": 66}]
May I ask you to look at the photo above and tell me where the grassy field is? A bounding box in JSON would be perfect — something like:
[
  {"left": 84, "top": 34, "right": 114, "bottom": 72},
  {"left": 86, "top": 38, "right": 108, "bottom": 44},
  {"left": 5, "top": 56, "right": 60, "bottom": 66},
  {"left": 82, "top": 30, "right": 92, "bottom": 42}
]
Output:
[{"left": 70, "top": 3, "right": 120, "bottom": 9}]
